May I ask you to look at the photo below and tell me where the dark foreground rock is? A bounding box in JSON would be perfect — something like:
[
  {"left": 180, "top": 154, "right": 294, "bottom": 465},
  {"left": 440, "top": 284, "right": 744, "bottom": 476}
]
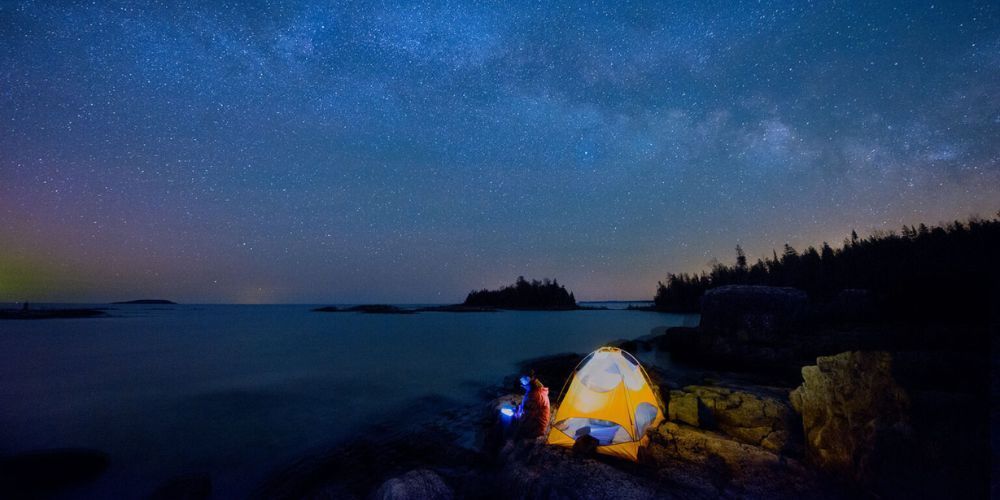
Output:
[
  {"left": 253, "top": 336, "right": 987, "bottom": 499},
  {"left": 646, "top": 422, "right": 830, "bottom": 499},
  {"left": 373, "top": 469, "right": 454, "bottom": 500},
  {"left": 149, "top": 474, "right": 212, "bottom": 500},
  {"left": 491, "top": 419, "right": 833, "bottom": 499},
  {"left": 658, "top": 285, "right": 907, "bottom": 378},
  {"left": 699, "top": 285, "right": 809, "bottom": 338},
  {"left": 496, "top": 438, "right": 664, "bottom": 499},
  {"left": 254, "top": 395, "right": 484, "bottom": 500},
  {"left": 0, "top": 448, "right": 110, "bottom": 497},
  {"left": 259, "top": 381, "right": 838, "bottom": 499},
  {"left": 659, "top": 285, "right": 811, "bottom": 376}
]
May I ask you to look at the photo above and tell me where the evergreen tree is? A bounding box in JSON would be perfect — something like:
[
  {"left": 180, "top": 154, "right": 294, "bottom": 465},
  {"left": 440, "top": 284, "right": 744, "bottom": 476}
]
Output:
[
  {"left": 464, "top": 277, "right": 579, "bottom": 309},
  {"left": 652, "top": 215, "right": 1000, "bottom": 322},
  {"left": 735, "top": 245, "right": 747, "bottom": 271}
]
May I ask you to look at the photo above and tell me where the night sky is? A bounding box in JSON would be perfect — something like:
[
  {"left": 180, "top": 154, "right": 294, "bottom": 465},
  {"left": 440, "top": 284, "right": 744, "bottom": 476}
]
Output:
[{"left": 2, "top": 1, "right": 998, "bottom": 304}]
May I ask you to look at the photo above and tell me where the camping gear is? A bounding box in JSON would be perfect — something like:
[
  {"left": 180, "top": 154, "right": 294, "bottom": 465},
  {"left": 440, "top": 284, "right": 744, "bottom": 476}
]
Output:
[{"left": 547, "top": 347, "right": 664, "bottom": 461}]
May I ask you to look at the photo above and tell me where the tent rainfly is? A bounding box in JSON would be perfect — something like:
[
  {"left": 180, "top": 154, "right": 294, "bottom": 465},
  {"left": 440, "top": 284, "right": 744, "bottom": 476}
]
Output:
[{"left": 546, "top": 346, "right": 664, "bottom": 461}]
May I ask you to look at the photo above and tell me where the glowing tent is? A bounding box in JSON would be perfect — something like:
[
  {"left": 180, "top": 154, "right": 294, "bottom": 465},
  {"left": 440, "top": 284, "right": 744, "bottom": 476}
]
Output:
[{"left": 546, "top": 347, "right": 664, "bottom": 461}]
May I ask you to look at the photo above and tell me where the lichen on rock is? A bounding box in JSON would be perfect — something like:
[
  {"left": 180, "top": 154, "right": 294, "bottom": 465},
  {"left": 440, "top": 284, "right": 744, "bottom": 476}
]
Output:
[{"left": 790, "top": 351, "right": 911, "bottom": 485}]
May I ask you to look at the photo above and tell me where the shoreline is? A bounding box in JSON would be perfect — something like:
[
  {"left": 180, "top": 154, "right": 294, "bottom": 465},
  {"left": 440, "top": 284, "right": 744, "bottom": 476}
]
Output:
[
  {"left": 252, "top": 285, "right": 994, "bottom": 499},
  {"left": 249, "top": 335, "right": 823, "bottom": 499},
  {"left": 1, "top": 289, "right": 989, "bottom": 498},
  {"left": 0, "top": 308, "right": 108, "bottom": 320}
]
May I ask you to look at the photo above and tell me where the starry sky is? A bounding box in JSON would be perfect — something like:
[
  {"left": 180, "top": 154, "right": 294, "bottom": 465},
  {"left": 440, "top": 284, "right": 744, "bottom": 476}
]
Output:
[{"left": 1, "top": 1, "right": 998, "bottom": 304}]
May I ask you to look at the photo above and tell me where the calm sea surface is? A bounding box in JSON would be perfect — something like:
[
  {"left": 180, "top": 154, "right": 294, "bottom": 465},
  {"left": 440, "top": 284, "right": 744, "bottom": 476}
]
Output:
[{"left": 0, "top": 303, "right": 697, "bottom": 497}]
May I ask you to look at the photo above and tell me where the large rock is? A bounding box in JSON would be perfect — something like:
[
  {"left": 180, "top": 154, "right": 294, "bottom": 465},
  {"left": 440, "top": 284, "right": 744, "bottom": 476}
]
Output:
[
  {"left": 822, "top": 289, "right": 876, "bottom": 323},
  {"left": 254, "top": 396, "right": 481, "bottom": 500},
  {"left": 570, "top": 434, "right": 598, "bottom": 457},
  {"left": 0, "top": 448, "right": 110, "bottom": 498},
  {"left": 662, "top": 327, "right": 798, "bottom": 376},
  {"left": 496, "top": 438, "right": 667, "bottom": 499},
  {"left": 654, "top": 326, "right": 698, "bottom": 352},
  {"left": 660, "top": 286, "right": 811, "bottom": 376},
  {"left": 668, "top": 385, "right": 800, "bottom": 455},
  {"left": 667, "top": 390, "right": 700, "bottom": 427},
  {"left": 373, "top": 469, "right": 453, "bottom": 500},
  {"left": 700, "top": 285, "right": 808, "bottom": 342},
  {"left": 645, "top": 422, "right": 825, "bottom": 498},
  {"left": 149, "top": 474, "right": 212, "bottom": 500},
  {"left": 790, "top": 351, "right": 911, "bottom": 485},
  {"left": 496, "top": 426, "right": 830, "bottom": 499}
]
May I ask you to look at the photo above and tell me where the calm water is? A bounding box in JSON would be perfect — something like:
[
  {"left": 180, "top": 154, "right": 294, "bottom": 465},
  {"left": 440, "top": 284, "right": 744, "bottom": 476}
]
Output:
[{"left": 0, "top": 304, "right": 696, "bottom": 497}]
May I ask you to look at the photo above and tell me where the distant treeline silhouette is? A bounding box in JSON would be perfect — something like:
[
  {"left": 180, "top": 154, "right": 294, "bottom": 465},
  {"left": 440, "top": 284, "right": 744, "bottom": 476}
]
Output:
[
  {"left": 654, "top": 213, "right": 1000, "bottom": 320},
  {"left": 465, "top": 277, "right": 578, "bottom": 309}
]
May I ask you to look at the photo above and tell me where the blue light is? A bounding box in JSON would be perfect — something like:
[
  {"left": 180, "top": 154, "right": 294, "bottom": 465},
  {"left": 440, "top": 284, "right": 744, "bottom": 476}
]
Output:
[{"left": 500, "top": 406, "right": 515, "bottom": 417}]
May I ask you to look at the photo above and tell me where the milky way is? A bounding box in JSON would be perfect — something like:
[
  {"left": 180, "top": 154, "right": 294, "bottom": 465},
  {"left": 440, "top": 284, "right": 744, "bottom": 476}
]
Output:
[{"left": 1, "top": 1, "right": 998, "bottom": 303}]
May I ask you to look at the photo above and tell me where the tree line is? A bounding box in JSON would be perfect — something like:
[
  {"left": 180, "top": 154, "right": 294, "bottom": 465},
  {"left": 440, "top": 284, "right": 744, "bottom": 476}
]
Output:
[
  {"left": 465, "top": 276, "right": 578, "bottom": 309},
  {"left": 654, "top": 213, "right": 1000, "bottom": 321}
]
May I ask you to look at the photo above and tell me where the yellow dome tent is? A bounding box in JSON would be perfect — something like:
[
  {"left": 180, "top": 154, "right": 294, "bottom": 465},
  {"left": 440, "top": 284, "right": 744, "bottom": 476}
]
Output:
[{"left": 546, "top": 347, "right": 664, "bottom": 461}]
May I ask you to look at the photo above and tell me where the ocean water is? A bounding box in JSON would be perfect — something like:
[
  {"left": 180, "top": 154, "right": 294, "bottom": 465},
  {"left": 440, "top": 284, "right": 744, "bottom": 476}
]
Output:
[{"left": 0, "top": 304, "right": 697, "bottom": 497}]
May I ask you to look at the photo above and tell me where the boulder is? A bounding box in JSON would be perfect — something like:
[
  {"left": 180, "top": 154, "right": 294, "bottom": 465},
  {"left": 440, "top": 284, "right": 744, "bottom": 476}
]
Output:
[
  {"left": 653, "top": 326, "right": 698, "bottom": 352},
  {"left": 373, "top": 469, "right": 453, "bottom": 500},
  {"left": 149, "top": 474, "right": 212, "bottom": 500},
  {"left": 0, "top": 448, "right": 110, "bottom": 497},
  {"left": 254, "top": 397, "right": 480, "bottom": 500},
  {"left": 667, "top": 390, "right": 700, "bottom": 427},
  {"left": 669, "top": 385, "right": 800, "bottom": 455},
  {"left": 495, "top": 425, "right": 824, "bottom": 499},
  {"left": 645, "top": 422, "right": 824, "bottom": 498},
  {"left": 305, "top": 483, "right": 359, "bottom": 499},
  {"left": 790, "top": 351, "right": 911, "bottom": 485},
  {"left": 571, "top": 434, "right": 598, "bottom": 457},
  {"left": 700, "top": 285, "right": 808, "bottom": 342},
  {"left": 658, "top": 287, "right": 811, "bottom": 376},
  {"left": 497, "top": 438, "right": 666, "bottom": 499},
  {"left": 823, "top": 289, "right": 876, "bottom": 322}
]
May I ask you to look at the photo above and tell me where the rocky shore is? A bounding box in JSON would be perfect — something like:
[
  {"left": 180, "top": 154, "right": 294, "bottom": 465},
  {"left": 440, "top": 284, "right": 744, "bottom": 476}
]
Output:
[
  {"left": 3, "top": 285, "right": 990, "bottom": 498},
  {"left": 271, "top": 284, "right": 988, "bottom": 499}
]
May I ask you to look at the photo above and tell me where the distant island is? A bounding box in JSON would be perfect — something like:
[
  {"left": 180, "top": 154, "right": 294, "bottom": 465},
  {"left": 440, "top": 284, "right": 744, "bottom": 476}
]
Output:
[
  {"left": 415, "top": 304, "right": 500, "bottom": 313},
  {"left": 313, "top": 304, "right": 415, "bottom": 314},
  {"left": 314, "top": 304, "right": 501, "bottom": 314},
  {"left": 112, "top": 299, "right": 177, "bottom": 305},
  {"left": 0, "top": 307, "right": 107, "bottom": 320},
  {"left": 312, "top": 278, "right": 582, "bottom": 314},
  {"left": 463, "top": 277, "right": 579, "bottom": 310}
]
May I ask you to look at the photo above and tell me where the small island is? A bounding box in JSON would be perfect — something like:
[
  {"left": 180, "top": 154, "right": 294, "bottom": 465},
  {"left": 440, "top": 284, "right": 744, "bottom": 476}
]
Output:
[
  {"left": 313, "top": 304, "right": 416, "bottom": 314},
  {"left": 462, "top": 277, "right": 580, "bottom": 310},
  {"left": 112, "top": 299, "right": 177, "bottom": 305},
  {"left": 415, "top": 304, "right": 499, "bottom": 313},
  {"left": 0, "top": 306, "right": 107, "bottom": 320}
]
